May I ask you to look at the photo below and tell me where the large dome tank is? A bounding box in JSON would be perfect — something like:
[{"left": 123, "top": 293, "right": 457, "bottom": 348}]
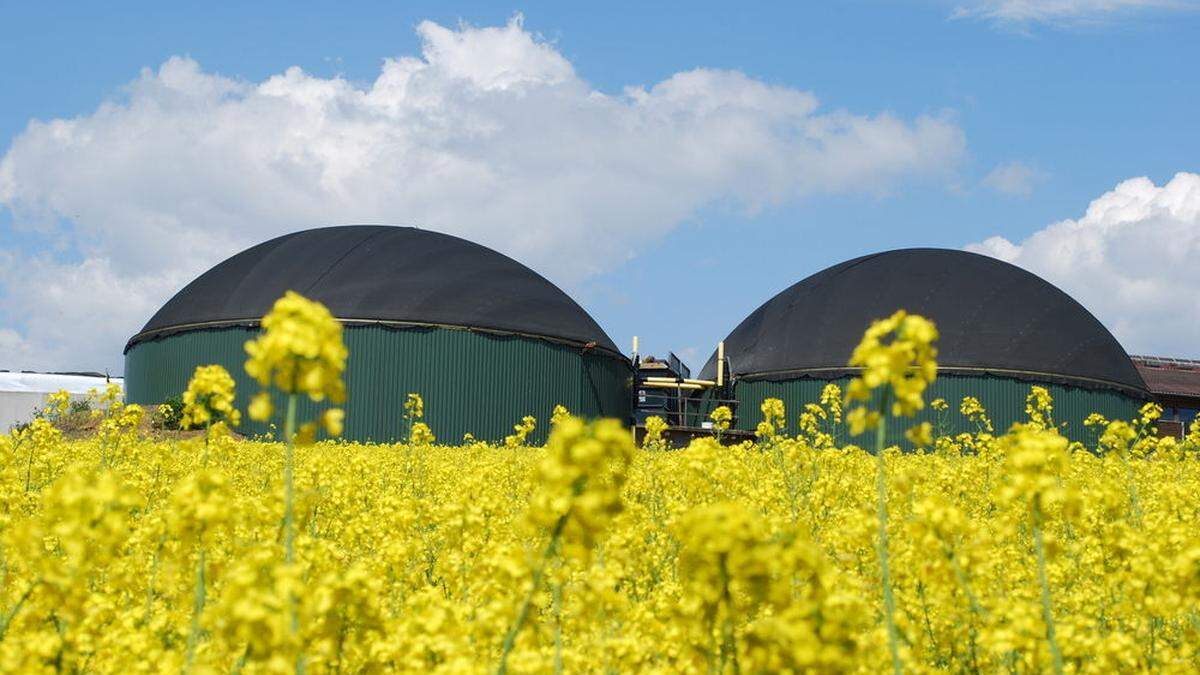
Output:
[
  {"left": 126, "top": 225, "right": 630, "bottom": 442},
  {"left": 700, "top": 248, "right": 1148, "bottom": 441}
]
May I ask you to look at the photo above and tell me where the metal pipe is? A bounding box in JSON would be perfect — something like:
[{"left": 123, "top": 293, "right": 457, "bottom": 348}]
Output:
[
  {"left": 643, "top": 377, "right": 715, "bottom": 387},
  {"left": 717, "top": 341, "right": 725, "bottom": 387},
  {"left": 630, "top": 335, "right": 640, "bottom": 441},
  {"left": 639, "top": 381, "right": 703, "bottom": 390}
]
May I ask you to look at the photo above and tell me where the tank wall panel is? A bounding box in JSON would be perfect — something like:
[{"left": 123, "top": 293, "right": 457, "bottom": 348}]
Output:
[
  {"left": 734, "top": 374, "right": 1143, "bottom": 447},
  {"left": 126, "top": 326, "right": 630, "bottom": 443}
]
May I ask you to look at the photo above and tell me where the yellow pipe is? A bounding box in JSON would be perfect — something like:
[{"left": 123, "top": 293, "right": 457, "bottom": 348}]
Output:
[
  {"left": 639, "top": 381, "right": 703, "bottom": 390},
  {"left": 643, "top": 377, "right": 713, "bottom": 387},
  {"left": 717, "top": 341, "right": 725, "bottom": 387}
]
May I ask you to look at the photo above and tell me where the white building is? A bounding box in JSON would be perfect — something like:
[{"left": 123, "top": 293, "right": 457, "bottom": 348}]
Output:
[{"left": 0, "top": 372, "right": 123, "bottom": 431}]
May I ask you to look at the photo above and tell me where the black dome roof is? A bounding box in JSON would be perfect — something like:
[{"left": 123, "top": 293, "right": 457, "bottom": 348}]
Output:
[
  {"left": 700, "top": 248, "right": 1148, "bottom": 396},
  {"left": 127, "top": 225, "right": 620, "bottom": 356}
]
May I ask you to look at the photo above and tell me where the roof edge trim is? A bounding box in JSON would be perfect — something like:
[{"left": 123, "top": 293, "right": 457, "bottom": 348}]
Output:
[
  {"left": 736, "top": 365, "right": 1150, "bottom": 398},
  {"left": 125, "top": 317, "right": 630, "bottom": 363}
]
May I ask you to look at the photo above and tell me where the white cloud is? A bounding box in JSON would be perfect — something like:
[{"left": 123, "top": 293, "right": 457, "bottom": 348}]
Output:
[
  {"left": 0, "top": 253, "right": 189, "bottom": 375},
  {"left": 982, "top": 160, "right": 1044, "bottom": 196},
  {"left": 967, "top": 172, "right": 1200, "bottom": 358},
  {"left": 0, "top": 15, "right": 965, "bottom": 373},
  {"left": 953, "top": 0, "right": 1195, "bottom": 25}
]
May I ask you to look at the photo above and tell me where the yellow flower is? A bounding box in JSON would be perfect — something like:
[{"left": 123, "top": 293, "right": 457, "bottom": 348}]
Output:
[
  {"left": 820, "top": 383, "right": 844, "bottom": 422},
  {"left": 675, "top": 502, "right": 773, "bottom": 612},
  {"left": 505, "top": 415, "right": 537, "bottom": 447},
  {"left": 1098, "top": 419, "right": 1137, "bottom": 456},
  {"left": 8, "top": 326, "right": 1200, "bottom": 674},
  {"left": 643, "top": 415, "right": 668, "bottom": 450},
  {"left": 960, "top": 396, "right": 994, "bottom": 434},
  {"left": 905, "top": 422, "right": 933, "bottom": 448},
  {"left": 761, "top": 398, "right": 785, "bottom": 426},
  {"left": 168, "top": 468, "right": 233, "bottom": 538},
  {"left": 403, "top": 393, "right": 424, "bottom": 421},
  {"left": 45, "top": 389, "right": 72, "bottom": 417},
  {"left": 1024, "top": 386, "right": 1054, "bottom": 429},
  {"left": 752, "top": 399, "right": 784, "bottom": 442},
  {"left": 180, "top": 364, "right": 241, "bottom": 430},
  {"left": 996, "top": 423, "right": 1071, "bottom": 510},
  {"left": 846, "top": 406, "right": 881, "bottom": 436},
  {"left": 320, "top": 408, "right": 345, "bottom": 437},
  {"left": 248, "top": 391, "right": 274, "bottom": 422},
  {"left": 410, "top": 422, "right": 435, "bottom": 445},
  {"left": 528, "top": 416, "right": 634, "bottom": 550},
  {"left": 294, "top": 421, "right": 318, "bottom": 446},
  {"left": 709, "top": 405, "right": 732, "bottom": 432},
  {"left": 755, "top": 421, "right": 777, "bottom": 440},
  {"left": 551, "top": 404, "right": 571, "bottom": 427},
  {"left": 1138, "top": 402, "right": 1162, "bottom": 424},
  {"left": 843, "top": 310, "right": 938, "bottom": 435},
  {"left": 244, "top": 290, "right": 347, "bottom": 404}
]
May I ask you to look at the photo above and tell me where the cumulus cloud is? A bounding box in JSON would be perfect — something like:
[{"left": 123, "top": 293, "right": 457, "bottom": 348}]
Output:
[
  {"left": 0, "top": 254, "right": 178, "bottom": 375},
  {"left": 982, "top": 160, "right": 1044, "bottom": 196},
  {"left": 953, "top": 0, "right": 1196, "bottom": 26},
  {"left": 0, "top": 15, "right": 965, "bottom": 372},
  {"left": 968, "top": 172, "right": 1200, "bottom": 357}
]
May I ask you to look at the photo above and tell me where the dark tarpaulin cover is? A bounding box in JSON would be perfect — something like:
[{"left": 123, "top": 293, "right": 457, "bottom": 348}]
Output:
[
  {"left": 699, "top": 248, "right": 1149, "bottom": 397},
  {"left": 126, "top": 225, "right": 621, "bottom": 356}
]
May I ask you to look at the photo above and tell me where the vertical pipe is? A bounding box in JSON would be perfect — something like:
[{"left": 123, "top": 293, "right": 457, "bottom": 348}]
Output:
[
  {"left": 631, "top": 335, "right": 640, "bottom": 440},
  {"left": 717, "top": 341, "right": 725, "bottom": 388}
]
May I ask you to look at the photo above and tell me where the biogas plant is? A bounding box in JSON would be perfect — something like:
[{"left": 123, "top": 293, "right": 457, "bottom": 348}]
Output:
[
  {"left": 126, "top": 224, "right": 1193, "bottom": 445},
  {"left": 125, "top": 226, "right": 629, "bottom": 444}
]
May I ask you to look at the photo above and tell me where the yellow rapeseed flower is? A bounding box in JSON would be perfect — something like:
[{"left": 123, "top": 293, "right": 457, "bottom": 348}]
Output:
[
  {"left": 244, "top": 290, "right": 347, "bottom": 413},
  {"left": 180, "top": 364, "right": 241, "bottom": 430},
  {"left": 710, "top": 405, "right": 732, "bottom": 431},
  {"left": 844, "top": 310, "right": 938, "bottom": 434},
  {"left": 643, "top": 415, "right": 668, "bottom": 450}
]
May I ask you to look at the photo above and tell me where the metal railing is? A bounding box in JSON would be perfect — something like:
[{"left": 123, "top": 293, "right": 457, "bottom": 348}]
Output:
[
  {"left": 634, "top": 384, "right": 738, "bottom": 429},
  {"left": 1131, "top": 355, "right": 1200, "bottom": 370}
]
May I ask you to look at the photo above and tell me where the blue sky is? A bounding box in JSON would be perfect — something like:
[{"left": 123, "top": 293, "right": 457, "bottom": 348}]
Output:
[{"left": 1, "top": 1, "right": 1198, "bottom": 373}]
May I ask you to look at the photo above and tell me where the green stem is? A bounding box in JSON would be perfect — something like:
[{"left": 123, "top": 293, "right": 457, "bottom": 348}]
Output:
[
  {"left": 231, "top": 644, "right": 250, "bottom": 675},
  {"left": 1119, "top": 451, "right": 1143, "bottom": 527},
  {"left": 1032, "top": 505, "right": 1064, "bottom": 675},
  {"left": 496, "top": 512, "right": 569, "bottom": 675},
  {"left": 916, "top": 581, "right": 939, "bottom": 663},
  {"left": 144, "top": 536, "right": 165, "bottom": 625},
  {"left": 552, "top": 580, "right": 564, "bottom": 675},
  {"left": 718, "top": 555, "right": 741, "bottom": 675},
  {"left": 184, "top": 540, "right": 207, "bottom": 673},
  {"left": 946, "top": 544, "right": 986, "bottom": 617},
  {"left": 23, "top": 439, "right": 36, "bottom": 492},
  {"left": 284, "top": 394, "right": 297, "bottom": 564},
  {"left": 282, "top": 393, "right": 304, "bottom": 675},
  {"left": 0, "top": 581, "right": 37, "bottom": 643},
  {"left": 875, "top": 391, "right": 902, "bottom": 675}
]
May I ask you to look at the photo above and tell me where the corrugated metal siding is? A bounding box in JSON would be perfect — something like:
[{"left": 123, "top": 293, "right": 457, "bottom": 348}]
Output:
[
  {"left": 734, "top": 375, "right": 1144, "bottom": 446},
  {"left": 126, "top": 325, "right": 631, "bottom": 443}
]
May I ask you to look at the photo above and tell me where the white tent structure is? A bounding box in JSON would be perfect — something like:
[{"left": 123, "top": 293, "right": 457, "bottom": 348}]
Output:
[{"left": 0, "top": 372, "right": 123, "bottom": 431}]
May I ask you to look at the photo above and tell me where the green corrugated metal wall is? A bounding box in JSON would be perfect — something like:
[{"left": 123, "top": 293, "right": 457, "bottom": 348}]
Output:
[
  {"left": 126, "top": 325, "right": 631, "bottom": 444},
  {"left": 733, "top": 374, "right": 1144, "bottom": 446}
]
